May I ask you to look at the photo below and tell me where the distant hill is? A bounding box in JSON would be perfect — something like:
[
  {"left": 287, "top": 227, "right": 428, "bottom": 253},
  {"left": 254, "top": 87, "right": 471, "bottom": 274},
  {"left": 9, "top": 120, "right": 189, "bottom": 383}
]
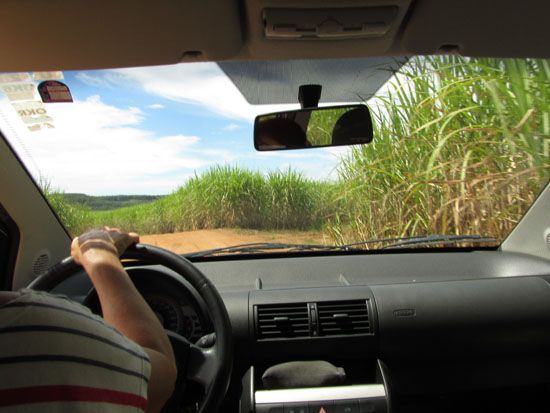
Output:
[{"left": 64, "top": 193, "right": 163, "bottom": 211}]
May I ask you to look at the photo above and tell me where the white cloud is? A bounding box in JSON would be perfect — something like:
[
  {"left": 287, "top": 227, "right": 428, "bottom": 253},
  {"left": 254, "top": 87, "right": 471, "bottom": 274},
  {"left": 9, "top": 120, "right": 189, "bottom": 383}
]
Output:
[
  {"left": 0, "top": 96, "right": 223, "bottom": 195},
  {"left": 75, "top": 72, "right": 117, "bottom": 89},
  {"left": 222, "top": 123, "right": 240, "bottom": 131},
  {"left": 252, "top": 147, "right": 348, "bottom": 162},
  {"left": 78, "top": 63, "right": 297, "bottom": 121},
  {"left": 326, "top": 145, "right": 353, "bottom": 159},
  {"left": 147, "top": 103, "right": 164, "bottom": 109}
]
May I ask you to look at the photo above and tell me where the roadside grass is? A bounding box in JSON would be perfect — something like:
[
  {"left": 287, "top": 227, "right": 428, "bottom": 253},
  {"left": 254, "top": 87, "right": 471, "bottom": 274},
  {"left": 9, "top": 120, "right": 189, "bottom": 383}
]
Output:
[
  {"left": 328, "top": 56, "right": 550, "bottom": 245},
  {"left": 44, "top": 56, "right": 549, "bottom": 245},
  {"left": 53, "top": 166, "right": 336, "bottom": 236},
  {"left": 41, "top": 181, "right": 92, "bottom": 235},
  {"left": 62, "top": 194, "right": 161, "bottom": 211}
]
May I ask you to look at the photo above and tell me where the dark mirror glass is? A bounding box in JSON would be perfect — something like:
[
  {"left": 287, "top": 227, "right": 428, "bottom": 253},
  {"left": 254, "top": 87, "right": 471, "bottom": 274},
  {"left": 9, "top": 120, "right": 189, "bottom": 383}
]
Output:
[{"left": 254, "top": 104, "right": 373, "bottom": 151}]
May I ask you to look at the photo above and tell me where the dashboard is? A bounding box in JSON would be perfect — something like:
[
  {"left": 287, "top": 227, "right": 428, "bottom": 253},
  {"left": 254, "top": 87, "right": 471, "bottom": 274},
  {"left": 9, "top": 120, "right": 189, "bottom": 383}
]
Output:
[{"left": 55, "top": 249, "right": 550, "bottom": 412}]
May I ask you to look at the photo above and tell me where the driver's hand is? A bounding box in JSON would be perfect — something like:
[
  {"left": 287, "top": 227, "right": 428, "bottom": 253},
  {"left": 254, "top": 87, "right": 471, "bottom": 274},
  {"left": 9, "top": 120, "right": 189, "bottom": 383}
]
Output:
[{"left": 71, "top": 227, "right": 139, "bottom": 266}]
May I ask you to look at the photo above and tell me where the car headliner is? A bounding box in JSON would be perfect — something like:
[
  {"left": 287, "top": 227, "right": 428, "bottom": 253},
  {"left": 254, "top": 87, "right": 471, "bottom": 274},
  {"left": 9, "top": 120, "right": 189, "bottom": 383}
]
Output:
[{"left": 0, "top": 1, "right": 548, "bottom": 72}]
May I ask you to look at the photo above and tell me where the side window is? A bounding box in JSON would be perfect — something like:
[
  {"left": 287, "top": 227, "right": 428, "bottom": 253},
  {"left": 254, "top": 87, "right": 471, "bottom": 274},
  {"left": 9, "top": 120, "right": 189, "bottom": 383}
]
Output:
[{"left": 0, "top": 205, "right": 19, "bottom": 289}]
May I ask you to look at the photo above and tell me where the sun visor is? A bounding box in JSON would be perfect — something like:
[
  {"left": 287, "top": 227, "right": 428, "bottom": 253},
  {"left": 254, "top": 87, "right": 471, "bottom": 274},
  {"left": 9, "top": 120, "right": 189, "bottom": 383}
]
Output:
[
  {"left": 0, "top": 0, "right": 243, "bottom": 71},
  {"left": 403, "top": 0, "right": 550, "bottom": 58},
  {"left": 218, "top": 57, "right": 407, "bottom": 105}
]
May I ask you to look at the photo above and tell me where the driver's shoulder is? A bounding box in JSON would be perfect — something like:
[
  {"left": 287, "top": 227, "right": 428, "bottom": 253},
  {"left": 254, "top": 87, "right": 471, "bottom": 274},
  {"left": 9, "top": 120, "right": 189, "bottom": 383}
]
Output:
[
  {"left": 0, "top": 289, "right": 96, "bottom": 323},
  {"left": 0, "top": 289, "right": 148, "bottom": 356},
  {"left": 0, "top": 289, "right": 152, "bottom": 411}
]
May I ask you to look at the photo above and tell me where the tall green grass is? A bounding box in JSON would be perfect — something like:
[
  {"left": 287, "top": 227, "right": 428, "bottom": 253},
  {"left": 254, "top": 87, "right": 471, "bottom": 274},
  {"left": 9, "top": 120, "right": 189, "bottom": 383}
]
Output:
[
  {"left": 53, "top": 166, "right": 334, "bottom": 235},
  {"left": 40, "top": 181, "right": 91, "bottom": 235},
  {"left": 329, "top": 56, "right": 549, "bottom": 244}
]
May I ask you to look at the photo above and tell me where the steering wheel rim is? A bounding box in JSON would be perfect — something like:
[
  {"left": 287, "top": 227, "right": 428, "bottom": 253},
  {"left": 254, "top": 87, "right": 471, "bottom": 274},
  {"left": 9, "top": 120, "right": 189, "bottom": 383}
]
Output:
[{"left": 27, "top": 243, "right": 233, "bottom": 413}]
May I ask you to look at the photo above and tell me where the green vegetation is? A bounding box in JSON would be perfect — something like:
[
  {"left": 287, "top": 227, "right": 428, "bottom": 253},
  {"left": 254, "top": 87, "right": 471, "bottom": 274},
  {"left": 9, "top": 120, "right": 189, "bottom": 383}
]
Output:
[
  {"left": 306, "top": 107, "right": 349, "bottom": 146},
  {"left": 45, "top": 56, "right": 550, "bottom": 246},
  {"left": 41, "top": 182, "right": 91, "bottom": 235},
  {"left": 63, "top": 194, "right": 161, "bottom": 211},
  {"left": 51, "top": 167, "right": 334, "bottom": 235},
  {"left": 329, "top": 57, "right": 549, "bottom": 244}
]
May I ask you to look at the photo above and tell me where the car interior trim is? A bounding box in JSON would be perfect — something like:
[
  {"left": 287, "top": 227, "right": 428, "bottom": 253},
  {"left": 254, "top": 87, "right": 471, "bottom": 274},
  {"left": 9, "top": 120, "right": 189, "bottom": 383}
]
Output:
[
  {"left": 0, "top": 203, "right": 20, "bottom": 290},
  {"left": 0, "top": 135, "right": 70, "bottom": 289},
  {"left": 255, "top": 384, "right": 386, "bottom": 404}
]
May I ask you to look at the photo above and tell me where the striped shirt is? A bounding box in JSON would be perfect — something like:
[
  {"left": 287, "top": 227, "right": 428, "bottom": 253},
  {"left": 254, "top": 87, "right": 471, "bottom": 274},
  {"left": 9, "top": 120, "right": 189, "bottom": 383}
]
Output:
[{"left": 0, "top": 289, "right": 151, "bottom": 412}]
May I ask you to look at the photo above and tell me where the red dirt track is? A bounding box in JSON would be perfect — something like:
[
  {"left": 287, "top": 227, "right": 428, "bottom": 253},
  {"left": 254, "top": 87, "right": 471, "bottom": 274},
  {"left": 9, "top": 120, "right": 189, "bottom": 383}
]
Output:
[{"left": 141, "top": 229, "right": 328, "bottom": 254}]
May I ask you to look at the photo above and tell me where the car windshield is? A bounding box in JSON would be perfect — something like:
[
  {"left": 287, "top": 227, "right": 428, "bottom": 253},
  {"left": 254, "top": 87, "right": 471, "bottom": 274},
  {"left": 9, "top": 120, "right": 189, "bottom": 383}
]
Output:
[{"left": 0, "top": 56, "right": 548, "bottom": 255}]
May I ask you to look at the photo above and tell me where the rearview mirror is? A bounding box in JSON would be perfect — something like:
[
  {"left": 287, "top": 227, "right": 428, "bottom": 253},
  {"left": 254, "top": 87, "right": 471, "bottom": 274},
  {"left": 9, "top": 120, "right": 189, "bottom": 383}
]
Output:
[{"left": 254, "top": 104, "right": 373, "bottom": 151}]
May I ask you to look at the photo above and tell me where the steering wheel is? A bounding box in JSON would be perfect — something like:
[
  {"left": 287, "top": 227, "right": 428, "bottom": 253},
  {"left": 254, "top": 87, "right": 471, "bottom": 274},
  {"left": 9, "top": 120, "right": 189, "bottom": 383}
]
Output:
[{"left": 27, "top": 243, "right": 233, "bottom": 413}]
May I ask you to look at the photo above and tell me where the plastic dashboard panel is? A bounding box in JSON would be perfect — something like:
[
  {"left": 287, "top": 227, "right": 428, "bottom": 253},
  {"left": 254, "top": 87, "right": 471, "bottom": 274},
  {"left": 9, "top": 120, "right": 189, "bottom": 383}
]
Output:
[
  {"left": 52, "top": 251, "right": 550, "bottom": 360},
  {"left": 53, "top": 250, "right": 550, "bottom": 294},
  {"left": 372, "top": 276, "right": 550, "bottom": 360},
  {"left": 50, "top": 250, "right": 550, "bottom": 396},
  {"left": 370, "top": 276, "right": 550, "bottom": 396},
  {"left": 190, "top": 250, "right": 550, "bottom": 291}
]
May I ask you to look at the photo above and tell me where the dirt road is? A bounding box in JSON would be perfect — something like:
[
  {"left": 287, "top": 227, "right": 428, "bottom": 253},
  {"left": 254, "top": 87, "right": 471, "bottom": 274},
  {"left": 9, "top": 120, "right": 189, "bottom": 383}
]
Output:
[{"left": 141, "top": 228, "right": 330, "bottom": 254}]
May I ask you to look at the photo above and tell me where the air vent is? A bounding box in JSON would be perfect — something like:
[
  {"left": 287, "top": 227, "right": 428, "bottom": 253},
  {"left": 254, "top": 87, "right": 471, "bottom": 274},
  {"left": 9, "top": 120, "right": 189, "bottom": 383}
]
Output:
[
  {"left": 317, "top": 300, "right": 370, "bottom": 336},
  {"left": 256, "top": 303, "right": 309, "bottom": 339}
]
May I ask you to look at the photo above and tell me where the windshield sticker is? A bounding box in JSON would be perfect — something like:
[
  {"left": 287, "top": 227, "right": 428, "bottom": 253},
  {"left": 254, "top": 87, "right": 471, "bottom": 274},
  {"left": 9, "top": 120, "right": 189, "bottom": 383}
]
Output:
[
  {"left": 0, "top": 83, "right": 37, "bottom": 101},
  {"left": 27, "top": 122, "right": 55, "bottom": 132},
  {"left": 38, "top": 80, "right": 73, "bottom": 103},
  {"left": 11, "top": 101, "right": 54, "bottom": 129},
  {"left": 33, "top": 71, "right": 64, "bottom": 81},
  {"left": 0, "top": 73, "right": 31, "bottom": 84},
  {"left": 0, "top": 73, "right": 56, "bottom": 131}
]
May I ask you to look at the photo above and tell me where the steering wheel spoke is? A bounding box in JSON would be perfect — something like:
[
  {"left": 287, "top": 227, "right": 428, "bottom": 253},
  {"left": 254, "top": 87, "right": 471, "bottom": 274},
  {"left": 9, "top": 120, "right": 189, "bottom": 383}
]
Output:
[
  {"left": 187, "top": 344, "right": 217, "bottom": 388},
  {"left": 166, "top": 330, "right": 192, "bottom": 365},
  {"left": 165, "top": 330, "right": 217, "bottom": 388}
]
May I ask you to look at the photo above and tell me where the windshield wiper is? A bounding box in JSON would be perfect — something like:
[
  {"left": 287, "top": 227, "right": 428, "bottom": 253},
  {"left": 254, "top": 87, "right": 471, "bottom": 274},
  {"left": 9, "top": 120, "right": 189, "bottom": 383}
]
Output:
[
  {"left": 375, "top": 234, "right": 498, "bottom": 249},
  {"left": 185, "top": 235, "right": 499, "bottom": 258},
  {"left": 185, "top": 242, "right": 351, "bottom": 258},
  {"left": 306, "top": 234, "right": 498, "bottom": 251}
]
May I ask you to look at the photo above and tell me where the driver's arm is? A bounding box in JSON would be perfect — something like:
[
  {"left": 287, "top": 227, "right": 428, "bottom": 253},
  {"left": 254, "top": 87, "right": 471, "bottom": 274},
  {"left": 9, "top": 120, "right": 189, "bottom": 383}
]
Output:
[{"left": 71, "top": 228, "right": 177, "bottom": 413}]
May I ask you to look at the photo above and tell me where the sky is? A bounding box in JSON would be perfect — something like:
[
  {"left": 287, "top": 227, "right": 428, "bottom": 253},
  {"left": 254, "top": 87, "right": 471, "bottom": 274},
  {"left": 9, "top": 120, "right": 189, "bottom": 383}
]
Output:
[{"left": 0, "top": 63, "right": 353, "bottom": 195}]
